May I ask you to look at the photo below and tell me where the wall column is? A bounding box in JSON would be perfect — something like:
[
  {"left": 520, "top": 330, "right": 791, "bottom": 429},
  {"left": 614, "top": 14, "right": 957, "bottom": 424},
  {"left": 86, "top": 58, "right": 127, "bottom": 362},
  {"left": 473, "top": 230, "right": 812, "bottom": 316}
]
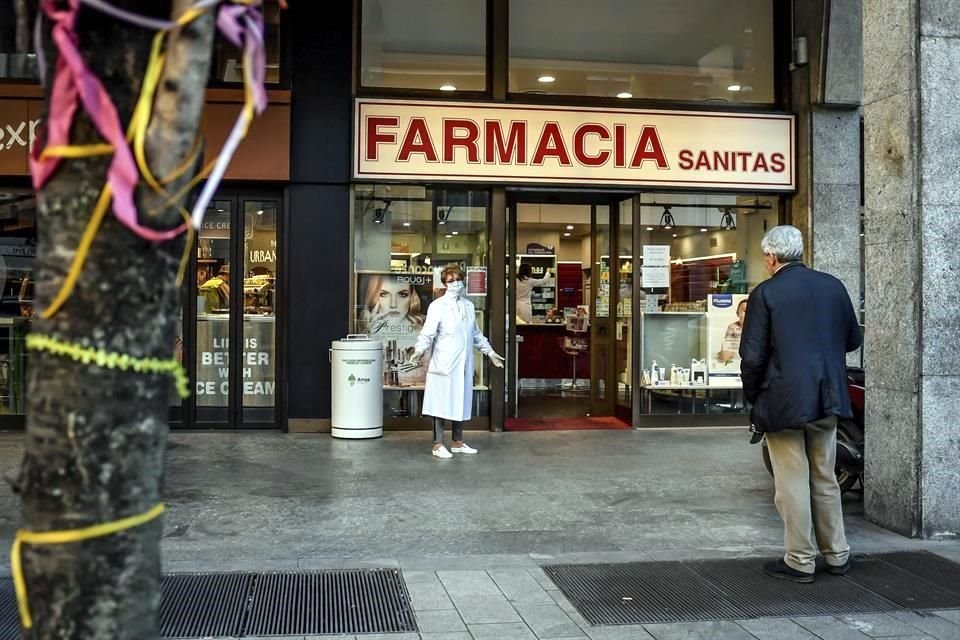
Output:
[{"left": 863, "top": 0, "right": 960, "bottom": 537}]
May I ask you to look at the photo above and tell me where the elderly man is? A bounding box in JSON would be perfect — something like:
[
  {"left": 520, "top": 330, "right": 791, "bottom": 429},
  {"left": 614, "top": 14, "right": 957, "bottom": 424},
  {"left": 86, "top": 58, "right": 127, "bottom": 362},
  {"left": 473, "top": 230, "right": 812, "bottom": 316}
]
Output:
[{"left": 739, "top": 225, "right": 862, "bottom": 583}]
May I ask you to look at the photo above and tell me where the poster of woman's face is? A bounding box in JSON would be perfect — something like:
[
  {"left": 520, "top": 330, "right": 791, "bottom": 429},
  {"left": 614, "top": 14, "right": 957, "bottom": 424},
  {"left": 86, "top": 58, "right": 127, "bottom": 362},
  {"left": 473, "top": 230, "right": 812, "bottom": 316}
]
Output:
[{"left": 357, "top": 273, "right": 434, "bottom": 386}]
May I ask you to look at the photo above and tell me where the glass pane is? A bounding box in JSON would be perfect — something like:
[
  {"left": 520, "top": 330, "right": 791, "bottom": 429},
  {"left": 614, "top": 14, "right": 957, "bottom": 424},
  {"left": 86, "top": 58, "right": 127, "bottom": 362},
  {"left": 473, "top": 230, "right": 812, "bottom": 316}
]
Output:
[
  {"left": 242, "top": 201, "right": 278, "bottom": 422},
  {"left": 195, "top": 200, "right": 233, "bottom": 421},
  {"left": 0, "top": 190, "right": 35, "bottom": 414},
  {"left": 360, "top": 0, "right": 487, "bottom": 91},
  {"left": 212, "top": 1, "right": 283, "bottom": 84},
  {"left": 353, "top": 185, "right": 490, "bottom": 419},
  {"left": 595, "top": 205, "right": 610, "bottom": 318},
  {"left": 0, "top": 4, "right": 40, "bottom": 79},
  {"left": 616, "top": 199, "right": 633, "bottom": 417},
  {"left": 514, "top": 203, "right": 591, "bottom": 418},
  {"left": 638, "top": 192, "right": 780, "bottom": 416},
  {"left": 509, "top": 0, "right": 775, "bottom": 103}
]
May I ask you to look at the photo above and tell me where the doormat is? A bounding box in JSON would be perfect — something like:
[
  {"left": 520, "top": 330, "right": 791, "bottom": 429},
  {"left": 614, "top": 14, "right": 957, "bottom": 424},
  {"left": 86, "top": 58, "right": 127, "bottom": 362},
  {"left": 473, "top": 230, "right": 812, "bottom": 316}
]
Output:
[
  {"left": 0, "top": 569, "right": 416, "bottom": 639},
  {"left": 543, "top": 551, "right": 960, "bottom": 626},
  {"left": 505, "top": 416, "right": 632, "bottom": 431}
]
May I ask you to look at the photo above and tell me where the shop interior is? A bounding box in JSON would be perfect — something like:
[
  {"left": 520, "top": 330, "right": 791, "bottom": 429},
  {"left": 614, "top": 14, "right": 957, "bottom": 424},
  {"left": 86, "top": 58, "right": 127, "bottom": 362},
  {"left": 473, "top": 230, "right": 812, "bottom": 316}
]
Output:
[
  {"left": 0, "top": 190, "right": 34, "bottom": 420},
  {"left": 507, "top": 192, "right": 780, "bottom": 426}
]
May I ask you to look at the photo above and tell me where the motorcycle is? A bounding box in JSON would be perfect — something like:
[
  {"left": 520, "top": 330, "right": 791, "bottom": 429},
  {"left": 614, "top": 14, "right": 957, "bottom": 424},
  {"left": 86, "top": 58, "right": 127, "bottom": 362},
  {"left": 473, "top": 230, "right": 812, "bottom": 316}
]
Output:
[{"left": 760, "top": 367, "right": 865, "bottom": 494}]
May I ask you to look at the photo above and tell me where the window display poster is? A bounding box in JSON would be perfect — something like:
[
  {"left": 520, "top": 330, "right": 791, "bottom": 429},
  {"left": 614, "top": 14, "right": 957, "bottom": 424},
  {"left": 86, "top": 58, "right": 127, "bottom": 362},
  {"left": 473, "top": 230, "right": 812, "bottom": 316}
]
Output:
[
  {"left": 641, "top": 245, "right": 671, "bottom": 289},
  {"left": 707, "top": 293, "right": 749, "bottom": 376},
  {"left": 466, "top": 266, "right": 487, "bottom": 296},
  {"left": 357, "top": 272, "right": 434, "bottom": 386}
]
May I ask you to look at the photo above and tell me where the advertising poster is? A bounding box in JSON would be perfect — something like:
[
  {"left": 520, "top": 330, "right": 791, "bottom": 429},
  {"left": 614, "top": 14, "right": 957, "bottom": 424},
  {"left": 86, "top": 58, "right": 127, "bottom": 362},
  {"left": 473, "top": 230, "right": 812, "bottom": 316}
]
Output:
[
  {"left": 707, "top": 293, "right": 749, "bottom": 377},
  {"left": 466, "top": 266, "right": 488, "bottom": 296},
  {"left": 356, "top": 272, "right": 434, "bottom": 387}
]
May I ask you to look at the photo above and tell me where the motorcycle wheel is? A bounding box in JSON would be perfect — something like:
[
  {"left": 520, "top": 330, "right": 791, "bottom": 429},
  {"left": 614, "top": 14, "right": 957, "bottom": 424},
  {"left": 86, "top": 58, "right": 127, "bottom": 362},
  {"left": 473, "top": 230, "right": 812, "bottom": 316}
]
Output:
[{"left": 761, "top": 421, "right": 862, "bottom": 495}]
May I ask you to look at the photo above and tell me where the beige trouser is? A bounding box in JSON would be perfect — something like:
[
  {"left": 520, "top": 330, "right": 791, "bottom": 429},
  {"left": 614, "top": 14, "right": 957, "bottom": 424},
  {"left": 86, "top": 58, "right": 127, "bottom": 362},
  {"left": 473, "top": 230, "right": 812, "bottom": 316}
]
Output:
[{"left": 765, "top": 415, "right": 850, "bottom": 574}]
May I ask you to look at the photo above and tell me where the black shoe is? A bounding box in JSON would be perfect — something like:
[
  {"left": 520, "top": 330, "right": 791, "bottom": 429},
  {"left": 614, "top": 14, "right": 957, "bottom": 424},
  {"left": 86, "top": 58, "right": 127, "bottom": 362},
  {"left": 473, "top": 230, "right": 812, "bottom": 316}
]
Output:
[
  {"left": 763, "top": 559, "right": 815, "bottom": 583},
  {"left": 826, "top": 559, "right": 852, "bottom": 576}
]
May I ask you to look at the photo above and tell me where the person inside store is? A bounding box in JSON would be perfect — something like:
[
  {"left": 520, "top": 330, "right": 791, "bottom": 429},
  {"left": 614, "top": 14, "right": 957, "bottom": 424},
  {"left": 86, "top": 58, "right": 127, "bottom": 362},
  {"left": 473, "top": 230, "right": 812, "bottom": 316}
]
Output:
[
  {"left": 360, "top": 275, "right": 426, "bottom": 334},
  {"left": 515, "top": 263, "right": 554, "bottom": 323},
  {"left": 717, "top": 299, "right": 748, "bottom": 364},
  {"left": 739, "top": 225, "right": 862, "bottom": 583},
  {"left": 410, "top": 264, "right": 505, "bottom": 459},
  {"left": 199, "top": 264, "right": 230, "bottom": 312}
]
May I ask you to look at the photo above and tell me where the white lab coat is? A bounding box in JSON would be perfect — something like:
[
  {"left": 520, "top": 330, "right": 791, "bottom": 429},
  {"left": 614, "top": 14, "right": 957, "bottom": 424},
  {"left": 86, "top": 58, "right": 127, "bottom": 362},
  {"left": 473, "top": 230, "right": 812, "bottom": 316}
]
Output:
[
  {"left": 516, "top": 275, "right": 554, "bottom": 323},
  {"left": 414, "top": 292, "right": 493, "bottom": 421}
]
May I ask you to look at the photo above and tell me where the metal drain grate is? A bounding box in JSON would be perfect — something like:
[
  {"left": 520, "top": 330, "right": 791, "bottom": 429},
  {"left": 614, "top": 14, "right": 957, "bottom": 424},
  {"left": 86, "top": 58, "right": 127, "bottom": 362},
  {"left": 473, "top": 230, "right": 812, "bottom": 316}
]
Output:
[
  {"left": 0, "top": 579, "right": 17, "bottom": 640},
  {"left": 545, "top": 551, "right": 960, "bottom": 626},
  {"left": 244, "top": 570, "right": 417, "bottom": 637},
  {"left": 0, "top": 569, "right": 416, "bottom": 638},
  {"left": 160, "top": 573, "right": 253, "bottom": 638}
]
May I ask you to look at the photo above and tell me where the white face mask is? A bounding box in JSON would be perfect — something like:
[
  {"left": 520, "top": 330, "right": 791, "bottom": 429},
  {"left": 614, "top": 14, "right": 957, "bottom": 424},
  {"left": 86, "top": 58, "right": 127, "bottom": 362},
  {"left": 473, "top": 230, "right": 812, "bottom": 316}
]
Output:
[{"left": 446, "top": 281, "right": 465, "bottom": 296}]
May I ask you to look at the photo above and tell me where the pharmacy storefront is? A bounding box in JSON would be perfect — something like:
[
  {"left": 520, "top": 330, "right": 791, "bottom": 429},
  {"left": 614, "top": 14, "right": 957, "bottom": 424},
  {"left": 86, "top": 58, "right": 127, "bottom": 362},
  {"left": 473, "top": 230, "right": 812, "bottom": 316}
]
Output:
[{"left": 351, "top": 98, "right": 794, "bottom": 428}]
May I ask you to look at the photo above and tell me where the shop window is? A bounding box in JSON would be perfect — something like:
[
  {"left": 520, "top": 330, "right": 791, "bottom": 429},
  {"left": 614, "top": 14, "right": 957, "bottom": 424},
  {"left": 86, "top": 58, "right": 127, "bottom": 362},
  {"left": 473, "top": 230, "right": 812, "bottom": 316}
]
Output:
[
  {"left": 637, "top": 193, "right": 781, "bottom": 417},
  {"left": 0, "top": 4, "right": 40, "bottom": 80},
  {"left": 211, "top": 0, "right": 285, "bottom": 85},
  {"left": 353, "top": 184, "right": 490, "bottom": 420},
  {"left": 0, "top": 190, "right": 35, "bottom": 416},
  {"left": 509, "top": 0, "right": 775, "bottom": 104},
  {"left": 359, "top": 0, "right": 487, "bottom": 92}
]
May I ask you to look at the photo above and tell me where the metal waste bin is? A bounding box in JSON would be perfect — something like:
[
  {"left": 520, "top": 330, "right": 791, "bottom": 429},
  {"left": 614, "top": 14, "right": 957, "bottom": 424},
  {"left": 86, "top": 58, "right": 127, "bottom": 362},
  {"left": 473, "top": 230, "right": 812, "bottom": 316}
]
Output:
[{"left": 330, "top": 334, "right": 383, "bottom": 439}]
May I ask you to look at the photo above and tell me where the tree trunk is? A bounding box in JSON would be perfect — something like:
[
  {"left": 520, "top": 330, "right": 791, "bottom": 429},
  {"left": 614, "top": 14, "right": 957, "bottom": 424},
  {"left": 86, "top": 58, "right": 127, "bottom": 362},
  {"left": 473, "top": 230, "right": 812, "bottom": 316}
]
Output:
[{"left": 14, "top": 2, "right": 214, "bottom": 638}]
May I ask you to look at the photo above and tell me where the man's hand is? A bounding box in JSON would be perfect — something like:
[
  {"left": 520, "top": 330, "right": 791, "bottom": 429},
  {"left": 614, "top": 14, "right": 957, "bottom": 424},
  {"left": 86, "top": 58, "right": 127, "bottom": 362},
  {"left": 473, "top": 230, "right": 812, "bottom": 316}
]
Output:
[
  {"left": 488, "top": 351, "right": 505, "bottom": 368},
  {"left": 409, "top": 351, "right": 423, "bottom": 367}
]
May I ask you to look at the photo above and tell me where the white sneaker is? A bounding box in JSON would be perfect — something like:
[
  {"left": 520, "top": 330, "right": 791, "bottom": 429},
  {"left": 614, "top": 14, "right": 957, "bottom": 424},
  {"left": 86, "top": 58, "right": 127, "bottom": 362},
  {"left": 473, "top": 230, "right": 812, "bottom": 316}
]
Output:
[
  {"left": 432, "top": 445, "right": 453, "bottom": 459},
  {"left": 451, "top": 443, "right": 478, "bottom": 454}
]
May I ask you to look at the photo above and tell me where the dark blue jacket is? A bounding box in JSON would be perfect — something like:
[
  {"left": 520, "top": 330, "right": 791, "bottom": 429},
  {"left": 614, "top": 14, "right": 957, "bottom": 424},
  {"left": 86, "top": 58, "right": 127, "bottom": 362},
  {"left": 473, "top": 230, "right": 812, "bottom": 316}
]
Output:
[{"left": 739, "top": 262, "right": 862, "bottom": 432}]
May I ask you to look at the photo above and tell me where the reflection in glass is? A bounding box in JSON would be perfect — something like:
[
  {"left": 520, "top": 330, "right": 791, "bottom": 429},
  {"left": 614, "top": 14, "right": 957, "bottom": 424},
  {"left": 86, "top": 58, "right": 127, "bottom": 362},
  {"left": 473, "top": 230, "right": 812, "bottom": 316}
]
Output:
[
  {"left": 509, "top": 0, "right": 775, "bottom": 103},
  {"left": 212, "top": 1, "right": 283, "bottom": 83},
  {"left": 0, "top": 191, "right": 35, "bottom": 415},
  {"left": 242, "top": 201, "right": 278, "bottom": 422},
  {"left": 0, "top": 3, "right": 39, "bottom": 79},
  {"left": 360, "top": 0, "right": 487, "bottom": 91},
  {"left": 615, "top": 199, "right": 633, "bottom": 419},
  {"left": 195, "top": 202, "right": 232, "bottom": 420}
]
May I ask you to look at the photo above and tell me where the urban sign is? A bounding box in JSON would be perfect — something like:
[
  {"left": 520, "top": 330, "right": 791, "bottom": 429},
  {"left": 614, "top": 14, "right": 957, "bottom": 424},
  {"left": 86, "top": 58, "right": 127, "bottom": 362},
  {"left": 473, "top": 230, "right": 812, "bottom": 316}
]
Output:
[{"left": 355, "top": 99, "right": 795, "bottom": 191}]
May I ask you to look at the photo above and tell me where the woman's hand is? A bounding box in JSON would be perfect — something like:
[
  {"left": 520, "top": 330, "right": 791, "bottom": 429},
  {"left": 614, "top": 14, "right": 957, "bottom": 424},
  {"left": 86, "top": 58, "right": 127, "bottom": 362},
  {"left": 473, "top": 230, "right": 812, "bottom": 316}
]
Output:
[{"left": 488, "top": 351, "right": 505, "bottom": 368}]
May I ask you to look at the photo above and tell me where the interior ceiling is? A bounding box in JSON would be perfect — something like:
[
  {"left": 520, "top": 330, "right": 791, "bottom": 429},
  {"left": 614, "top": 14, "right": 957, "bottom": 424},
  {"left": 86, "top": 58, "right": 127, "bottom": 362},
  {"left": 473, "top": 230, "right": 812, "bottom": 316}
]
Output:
[{"left": 364, "top": 0, "right": 770, "bottom": 67}]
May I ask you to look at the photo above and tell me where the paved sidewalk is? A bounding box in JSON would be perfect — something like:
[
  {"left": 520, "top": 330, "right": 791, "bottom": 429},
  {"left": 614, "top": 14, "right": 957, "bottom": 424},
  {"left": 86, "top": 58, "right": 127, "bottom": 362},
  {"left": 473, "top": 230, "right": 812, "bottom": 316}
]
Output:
[{"left": 0, "top": 429, "right": 958, "bottom": 639}]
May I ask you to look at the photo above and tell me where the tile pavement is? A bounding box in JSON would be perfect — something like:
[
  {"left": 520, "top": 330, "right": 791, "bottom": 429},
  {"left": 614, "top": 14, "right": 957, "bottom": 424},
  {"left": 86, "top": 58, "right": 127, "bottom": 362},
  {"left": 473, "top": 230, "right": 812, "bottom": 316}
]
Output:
[{"left": 239, "top": 566, "right": 959, "bottom": 640}]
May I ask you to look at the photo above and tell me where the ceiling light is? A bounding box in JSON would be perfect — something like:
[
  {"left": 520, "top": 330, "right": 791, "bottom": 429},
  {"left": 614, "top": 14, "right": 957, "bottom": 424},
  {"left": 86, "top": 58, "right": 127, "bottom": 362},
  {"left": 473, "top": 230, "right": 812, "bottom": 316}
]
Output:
[
  {"left": 438, "top": 220, "right": 445, "bottom": 225},
  {"left": 659, "top": 206, "right": 676, "bottom": 230},
  {"left": 672, "top": 233, "right": 678, "bottom": 238},
  {"left": 700, "top": 227, "right": 708, "bottom": 232},
  {"left": 616, "top": 92, "right": 633, "bottom": 99},
  {"left": 452, "top": 231, "right": 459, "bottom": 235},
  {"left": 727, "top": 84, "right": 742, "bottom": 92},
  {"left": 216, "top": 208, "right": 224, "bottom": 213},
  {"left": 646, "top": 226, "right": 654, "bottom": 231},
  {"left": 256, "top": 209, "right": 264, "bottom": 216},
  {"left": 719, "top": 207, "right": 737, "bottom": 230},
  {"left": 445, "top": 234, "right": 452, "bottom": 238},
  {"left": 563, "top": 232, "right": 571, "bottom": 237},
  {"left": 538, "top": 75, "right": 556, "bottom": 83},
  {"left": 402, "top": 222, "right": 411, "bottom": 227},
  {"left": 565, "top": 225, "right": 574, "bottom": 230},
  {"left": 440, "top": 84, "right": 457, "bottom": 91}
]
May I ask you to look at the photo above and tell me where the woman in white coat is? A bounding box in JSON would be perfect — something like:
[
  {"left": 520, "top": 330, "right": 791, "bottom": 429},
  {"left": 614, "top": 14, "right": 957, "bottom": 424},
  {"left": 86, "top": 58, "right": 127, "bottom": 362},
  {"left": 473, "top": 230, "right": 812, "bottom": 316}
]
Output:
[
  {"left": 410, "top": 264, "right": 505, "bottom": 458},
  {"left": 515, "top": 263, "right": 553, "bottom": 323}
]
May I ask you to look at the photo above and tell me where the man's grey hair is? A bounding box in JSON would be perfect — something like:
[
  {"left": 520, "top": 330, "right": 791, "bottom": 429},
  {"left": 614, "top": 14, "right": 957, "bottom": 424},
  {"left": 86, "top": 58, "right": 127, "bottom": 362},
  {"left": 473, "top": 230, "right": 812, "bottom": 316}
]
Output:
[{"left": 760, "top": 225, "right": 803, "bottom": 262}]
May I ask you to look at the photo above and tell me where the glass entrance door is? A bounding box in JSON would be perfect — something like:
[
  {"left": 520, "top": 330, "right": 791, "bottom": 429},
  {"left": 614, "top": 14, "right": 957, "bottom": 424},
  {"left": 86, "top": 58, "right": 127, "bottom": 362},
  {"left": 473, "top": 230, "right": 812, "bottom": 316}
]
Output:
[
  {"left": 172, "top": 193, "right": 282, "bottom": 428},
  {"left": 506, "top": 195, "right": 623, "bottom": 422}
]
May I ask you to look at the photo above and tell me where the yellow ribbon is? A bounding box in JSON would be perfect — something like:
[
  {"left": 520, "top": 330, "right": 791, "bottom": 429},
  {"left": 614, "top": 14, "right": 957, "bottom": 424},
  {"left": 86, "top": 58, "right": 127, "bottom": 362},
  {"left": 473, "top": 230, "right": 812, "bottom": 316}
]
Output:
[{"left": 12, "top": 503, "right": 166, "bottom": 629}]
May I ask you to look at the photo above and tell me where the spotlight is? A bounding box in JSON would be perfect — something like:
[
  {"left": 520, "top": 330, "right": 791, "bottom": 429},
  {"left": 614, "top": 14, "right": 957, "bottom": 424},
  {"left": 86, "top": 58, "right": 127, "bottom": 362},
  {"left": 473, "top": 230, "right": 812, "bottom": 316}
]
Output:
[
  {"left": 659, "top": 206, "right": 676, "bottom": 230},
  {"left": 719, "top": 207, "right": 736, "bottom": 230},
  {"left": 374, "top": 199, "right": 392, "bottom": 224},
  {"left": 646, "top": 226, "right": 654, "bottom": 231},
  {"left": 538, "top": 75, "right": 556, "bottom": 83}
]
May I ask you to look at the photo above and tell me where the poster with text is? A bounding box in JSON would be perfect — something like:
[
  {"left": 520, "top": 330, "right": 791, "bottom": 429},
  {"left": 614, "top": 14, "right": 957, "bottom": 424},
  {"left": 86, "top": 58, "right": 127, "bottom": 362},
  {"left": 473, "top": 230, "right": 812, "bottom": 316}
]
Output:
[
  {"left": 356, "top": 272, "right": 434, "bottom": 387},
  {"left": 707, "top": 293, "right": 749, "bottom": 377}
]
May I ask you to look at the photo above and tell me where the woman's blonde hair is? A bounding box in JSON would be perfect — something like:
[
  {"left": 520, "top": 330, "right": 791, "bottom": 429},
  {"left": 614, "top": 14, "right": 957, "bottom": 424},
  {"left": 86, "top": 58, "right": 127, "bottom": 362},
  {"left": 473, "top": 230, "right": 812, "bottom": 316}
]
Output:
[
  {"left": 440, "top": 264, "right": 464, "bottom": 284},
  {"left": 363, "top": 275, "right": 423, "bottom": 316}
]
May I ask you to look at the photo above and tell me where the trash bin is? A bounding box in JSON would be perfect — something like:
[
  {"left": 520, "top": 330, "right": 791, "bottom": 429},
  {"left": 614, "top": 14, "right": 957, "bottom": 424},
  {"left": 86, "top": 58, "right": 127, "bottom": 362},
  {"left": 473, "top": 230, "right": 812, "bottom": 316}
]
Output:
[{"left": 330, "top": 334, "right": 383, "bottom": 439}]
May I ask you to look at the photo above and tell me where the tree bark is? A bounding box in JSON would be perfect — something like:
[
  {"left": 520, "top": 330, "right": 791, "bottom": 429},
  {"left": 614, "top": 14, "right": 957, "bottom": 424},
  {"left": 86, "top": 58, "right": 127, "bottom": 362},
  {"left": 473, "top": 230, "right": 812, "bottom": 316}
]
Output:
[{"left": 14, "top": 2, "right": 215, "bottom": 638}]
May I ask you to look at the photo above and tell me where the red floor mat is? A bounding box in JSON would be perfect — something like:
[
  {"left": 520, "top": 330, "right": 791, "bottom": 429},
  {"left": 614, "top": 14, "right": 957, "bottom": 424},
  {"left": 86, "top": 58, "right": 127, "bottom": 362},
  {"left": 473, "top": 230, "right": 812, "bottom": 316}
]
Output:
[{"left": 504, "top": 416, "right": 632, "bottom": 431}]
